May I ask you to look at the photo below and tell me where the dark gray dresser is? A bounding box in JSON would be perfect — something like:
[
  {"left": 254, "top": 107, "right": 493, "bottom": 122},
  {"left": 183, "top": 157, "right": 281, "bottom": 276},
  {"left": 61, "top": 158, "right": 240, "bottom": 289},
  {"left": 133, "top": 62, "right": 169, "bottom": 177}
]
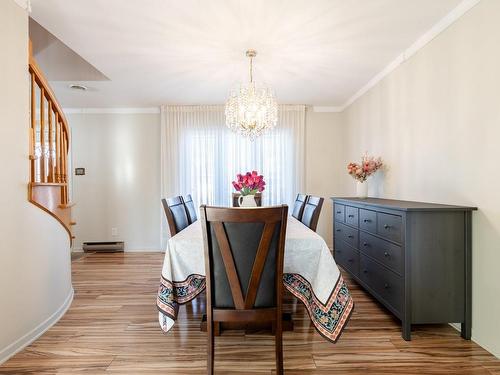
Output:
[{"left": 331, "top": 197, "right": 476, "bottom": 340}]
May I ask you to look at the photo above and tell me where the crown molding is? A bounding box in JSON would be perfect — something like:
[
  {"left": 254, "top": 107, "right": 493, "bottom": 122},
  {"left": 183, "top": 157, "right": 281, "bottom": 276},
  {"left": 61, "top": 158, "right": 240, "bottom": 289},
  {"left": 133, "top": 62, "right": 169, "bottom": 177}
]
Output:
[
  {"left": 312, "top": 106, "right": 343, "bottom": 113},
  {"left": 339, "top": 0, "right": 481, "bottom": 112},
  {"left": 63, "top": 107, "right": 160, "bottom": 114},
  {"left": 13, "top": 0, "right": 27, "bottom": 9}
]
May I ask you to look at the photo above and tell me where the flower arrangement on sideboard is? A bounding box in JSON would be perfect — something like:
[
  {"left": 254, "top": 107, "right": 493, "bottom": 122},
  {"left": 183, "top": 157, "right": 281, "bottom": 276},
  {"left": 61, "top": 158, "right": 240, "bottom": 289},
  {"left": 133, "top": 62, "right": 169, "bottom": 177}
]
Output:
[{"left": 347, "top": 154, "right": 383, "bottom": 197}]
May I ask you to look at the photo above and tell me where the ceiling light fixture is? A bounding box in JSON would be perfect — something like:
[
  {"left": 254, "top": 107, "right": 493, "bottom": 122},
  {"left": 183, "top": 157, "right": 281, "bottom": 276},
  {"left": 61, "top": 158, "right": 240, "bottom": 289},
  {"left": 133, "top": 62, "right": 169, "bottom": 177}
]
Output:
[{"left": 225, "top": 50, "right": 278, "bottom": 140}]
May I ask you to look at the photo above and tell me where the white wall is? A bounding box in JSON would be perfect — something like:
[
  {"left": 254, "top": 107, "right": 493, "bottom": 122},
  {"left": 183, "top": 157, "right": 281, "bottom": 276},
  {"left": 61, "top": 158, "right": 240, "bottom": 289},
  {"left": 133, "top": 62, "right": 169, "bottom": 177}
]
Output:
[
  {"left": 66, "top": 108, "right": 341, "bottom": 251},
  {"left": 68, "top": 112, "right": 161, "bottom": 251},
  {"left": 340, "top": 0, "right": 500, "bottom": 357},
  {"left": 304, "top": 108, "right": 345, "bottom": 247},
  {"left": 0, "top": 0, "right": 73, "bottom": 364}
]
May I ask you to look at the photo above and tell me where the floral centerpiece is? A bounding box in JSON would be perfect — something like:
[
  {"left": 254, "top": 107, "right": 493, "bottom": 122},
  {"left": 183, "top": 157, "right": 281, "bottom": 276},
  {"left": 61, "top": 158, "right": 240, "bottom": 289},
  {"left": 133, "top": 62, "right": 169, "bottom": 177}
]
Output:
[
  {"left": 232, "top": 171, "right": 265, "bottom": 207},
  {"left": 347, "top": 155, "right": 383, "bottom": 198}
]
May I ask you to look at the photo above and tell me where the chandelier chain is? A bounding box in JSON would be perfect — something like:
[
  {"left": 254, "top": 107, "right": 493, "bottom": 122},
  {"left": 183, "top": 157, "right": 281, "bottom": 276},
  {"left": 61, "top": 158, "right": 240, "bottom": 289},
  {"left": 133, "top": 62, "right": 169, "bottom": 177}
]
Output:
[{"left": 249, "top": 56, "right": 253, "bottom": 83}]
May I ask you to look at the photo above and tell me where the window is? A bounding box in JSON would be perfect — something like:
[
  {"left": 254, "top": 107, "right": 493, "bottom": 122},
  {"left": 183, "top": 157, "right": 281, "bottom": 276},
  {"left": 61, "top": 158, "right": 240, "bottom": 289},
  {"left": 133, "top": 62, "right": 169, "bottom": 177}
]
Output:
[{"left": 161, "top": 105, "right": 305, "bottom": 208}]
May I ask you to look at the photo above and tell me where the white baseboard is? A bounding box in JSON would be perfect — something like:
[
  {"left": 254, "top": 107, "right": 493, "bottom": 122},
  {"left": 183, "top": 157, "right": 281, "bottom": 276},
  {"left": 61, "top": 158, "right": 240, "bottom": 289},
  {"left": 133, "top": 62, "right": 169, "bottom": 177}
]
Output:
[
  {"left": 123, "top": 248, "right": 163, "bottom": 252},
  {"left": 449, "top": 323, "right": 499, "bottom": 359},
  {"left": 0, "top": 287, "right": 74, "bottom": 365},
  {"left": 72, "top": 248, "right": 163, "bottom": 253}
]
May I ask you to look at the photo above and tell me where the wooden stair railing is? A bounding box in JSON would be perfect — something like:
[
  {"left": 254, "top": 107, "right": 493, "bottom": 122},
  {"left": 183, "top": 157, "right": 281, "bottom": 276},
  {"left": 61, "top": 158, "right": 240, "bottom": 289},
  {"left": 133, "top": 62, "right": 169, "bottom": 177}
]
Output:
[{"left": 28, "top": 41, "right": 73, "bottom": 239}]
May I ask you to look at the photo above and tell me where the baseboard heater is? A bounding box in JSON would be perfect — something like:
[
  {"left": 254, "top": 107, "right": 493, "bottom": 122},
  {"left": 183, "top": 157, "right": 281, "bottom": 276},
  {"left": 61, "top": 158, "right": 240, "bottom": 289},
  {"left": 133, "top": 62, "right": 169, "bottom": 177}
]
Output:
[{"left": 82, "top": 241, "right": 124, "bottom": 252}]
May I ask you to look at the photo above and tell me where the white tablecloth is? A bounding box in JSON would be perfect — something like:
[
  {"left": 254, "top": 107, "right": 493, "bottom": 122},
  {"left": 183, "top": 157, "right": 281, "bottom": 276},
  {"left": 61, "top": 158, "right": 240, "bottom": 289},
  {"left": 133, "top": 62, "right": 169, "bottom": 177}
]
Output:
[{"left": 157, "top": 216, "right": 353, "bottom": 342}]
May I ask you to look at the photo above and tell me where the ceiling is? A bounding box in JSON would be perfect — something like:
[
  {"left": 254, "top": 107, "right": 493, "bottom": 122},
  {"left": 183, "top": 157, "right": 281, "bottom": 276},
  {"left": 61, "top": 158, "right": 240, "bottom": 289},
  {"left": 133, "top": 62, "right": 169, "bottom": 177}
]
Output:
[
  {"left": 30, "top": 18, "right": 109, "bottom": 82},
  {"left": 29, "top": 0, "right": 464, "bottom": 108}
]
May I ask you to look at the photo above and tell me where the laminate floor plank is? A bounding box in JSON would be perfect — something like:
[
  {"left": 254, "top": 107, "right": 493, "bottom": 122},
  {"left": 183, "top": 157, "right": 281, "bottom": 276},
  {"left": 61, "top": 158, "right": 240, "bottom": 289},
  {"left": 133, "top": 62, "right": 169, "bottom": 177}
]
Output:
[{"left": 0, "top": 252, "right": 498, "bottom": 374}]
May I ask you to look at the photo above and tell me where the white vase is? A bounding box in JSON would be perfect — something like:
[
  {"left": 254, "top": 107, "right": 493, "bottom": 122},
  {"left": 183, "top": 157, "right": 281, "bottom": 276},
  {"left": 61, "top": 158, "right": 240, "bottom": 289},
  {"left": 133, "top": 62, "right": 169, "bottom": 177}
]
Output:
[
  {"left": 356, "top": 181, "right": 368, "bottom": 198},
  {"left": 238, "top": 194, "right": 257, "bottom": 207}
]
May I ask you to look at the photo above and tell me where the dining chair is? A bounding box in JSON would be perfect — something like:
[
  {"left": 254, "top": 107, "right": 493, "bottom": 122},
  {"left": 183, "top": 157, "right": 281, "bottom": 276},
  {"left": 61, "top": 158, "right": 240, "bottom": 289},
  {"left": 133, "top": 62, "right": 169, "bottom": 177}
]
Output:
[
  {"left": 291, "top": 193, "right": 308, "bottom": 220},
  {"left": 183, "top": 194, "right": 198, "bottom": 224},
  {"left": 161, "top": 196, "right": 190, "bottom": 236},
  {"left": 300, "top": 196, "right": 324, "bottom": 232},
  {"left": 200, "top": 205, "right": 288, "bottom": 375}
]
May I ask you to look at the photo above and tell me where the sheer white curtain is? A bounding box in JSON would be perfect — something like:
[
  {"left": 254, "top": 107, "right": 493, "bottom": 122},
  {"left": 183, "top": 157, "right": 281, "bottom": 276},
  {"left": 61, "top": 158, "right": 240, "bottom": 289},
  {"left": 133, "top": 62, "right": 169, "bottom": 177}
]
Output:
[{"left": 161, "top": 104, "right": 305, "bottom": 209}]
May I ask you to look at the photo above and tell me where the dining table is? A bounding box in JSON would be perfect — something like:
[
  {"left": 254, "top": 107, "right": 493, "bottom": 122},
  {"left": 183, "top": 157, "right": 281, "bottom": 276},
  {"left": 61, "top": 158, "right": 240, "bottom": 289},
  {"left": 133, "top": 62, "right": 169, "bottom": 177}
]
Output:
[{"left": 156, "top": 215, "right": 354, "bottom": 343}]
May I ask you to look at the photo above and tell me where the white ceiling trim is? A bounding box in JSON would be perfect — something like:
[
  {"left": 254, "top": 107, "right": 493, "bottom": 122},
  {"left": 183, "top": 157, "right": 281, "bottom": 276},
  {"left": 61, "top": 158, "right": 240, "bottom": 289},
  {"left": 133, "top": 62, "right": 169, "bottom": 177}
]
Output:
[
  {"left": 339, "top": 0, "right": 481, "bottom": 111},
  {"left": 312, "top": 106, "right": 343, "bottom": 113},
  {"left": 63, "top": 107, "right": 160, "bottom": 114},
  {"left": 13, "top": 0, "right": 29, "bottom": 11}
]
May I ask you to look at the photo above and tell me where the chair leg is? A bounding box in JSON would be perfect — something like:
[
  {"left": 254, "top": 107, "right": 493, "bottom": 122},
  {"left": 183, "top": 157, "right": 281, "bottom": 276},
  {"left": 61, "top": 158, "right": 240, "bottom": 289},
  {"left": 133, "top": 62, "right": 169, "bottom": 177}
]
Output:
[
  {"left": 275, "top": 317, "right": 283, "bottom": 375},
  {"left": 207, "top": 316, "right": 214, "bottom": 375}
]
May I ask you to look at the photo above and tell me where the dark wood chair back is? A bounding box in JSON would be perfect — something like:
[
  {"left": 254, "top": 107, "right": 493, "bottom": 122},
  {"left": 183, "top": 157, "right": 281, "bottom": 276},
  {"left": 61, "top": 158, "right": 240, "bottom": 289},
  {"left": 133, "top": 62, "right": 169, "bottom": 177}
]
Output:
[
  {"left": 291, "top": 193, "right": 308, "bottom": 220},
  {"left": 162, "top": 196, "right": 190, "bottom": 236},
  {"left": 200, "top": 205, "right": 288, "bottom": 375},
  {"left": 232, "top": 192, "right": 262, "bottom": 207},
  {"left": 183, "top": 194, "right": 198, "bottom": 224},
  {"left": 300, "top": 196, "right": 324, "bottom": 232}
]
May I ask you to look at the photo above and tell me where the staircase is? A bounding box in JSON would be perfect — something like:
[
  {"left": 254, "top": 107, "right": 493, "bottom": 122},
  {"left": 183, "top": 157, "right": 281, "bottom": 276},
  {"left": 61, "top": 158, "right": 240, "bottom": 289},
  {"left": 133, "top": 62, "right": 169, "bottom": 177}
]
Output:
[{"left": 28, "top": 41, "right": 74, "bottom": 239}]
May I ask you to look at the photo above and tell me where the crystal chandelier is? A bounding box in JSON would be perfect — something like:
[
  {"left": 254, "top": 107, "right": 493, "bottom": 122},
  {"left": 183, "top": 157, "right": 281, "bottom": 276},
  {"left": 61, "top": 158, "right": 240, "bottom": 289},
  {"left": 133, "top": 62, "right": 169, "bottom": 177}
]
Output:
[{"left": 225, "top": 50, "right": 278, "bottom": 140}]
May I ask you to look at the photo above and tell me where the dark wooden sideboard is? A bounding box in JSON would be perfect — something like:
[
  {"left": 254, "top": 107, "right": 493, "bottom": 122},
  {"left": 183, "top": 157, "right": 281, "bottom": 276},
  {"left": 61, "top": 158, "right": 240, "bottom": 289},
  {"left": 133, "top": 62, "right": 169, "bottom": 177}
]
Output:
[{"left": 331, "top": 197, "right": 477, "bottom": 340}]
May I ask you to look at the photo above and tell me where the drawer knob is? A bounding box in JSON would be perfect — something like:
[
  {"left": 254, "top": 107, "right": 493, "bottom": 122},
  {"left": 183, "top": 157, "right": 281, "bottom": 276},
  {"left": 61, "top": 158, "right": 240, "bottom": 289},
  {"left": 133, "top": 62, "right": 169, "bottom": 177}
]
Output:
[
  {"left": 363, "top": 269, "right": 368, "bottom": 274},
  {"left": 348, "top": 235, "right": 354, "bottom": 239},
  {"left": 363, "top": 219, "right": 371, "bottom": 223},
  {"left": 384, "top": 283, "right": 390, "bottom": 289},
  {"left": 384, "top": 251, "right": 390, "bottom": 258},
  {"left": 348, "top": 214, "right": 354, "bottom": 218},
  {"left": 348, "top": 259, "right": 354, "bottom": 263},
  {"left": 336, "top": 229, "right": 341, "bottom": 232},
  {"left": 384, "top": 224, "right": 391, "bottom": 229},
  {"left": 363, "top": 242, "right": 368, "bottom": 247},
  {"left": 336, "top": 211, "right": 342, "bottom": 214}
]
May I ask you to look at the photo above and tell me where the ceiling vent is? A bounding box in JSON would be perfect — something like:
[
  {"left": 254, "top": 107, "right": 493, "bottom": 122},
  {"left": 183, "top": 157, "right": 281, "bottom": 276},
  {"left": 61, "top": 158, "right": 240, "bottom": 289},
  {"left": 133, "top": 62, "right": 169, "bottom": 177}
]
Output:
[{"left": 69, "top": 84, "right": 88, "bottom": 91}]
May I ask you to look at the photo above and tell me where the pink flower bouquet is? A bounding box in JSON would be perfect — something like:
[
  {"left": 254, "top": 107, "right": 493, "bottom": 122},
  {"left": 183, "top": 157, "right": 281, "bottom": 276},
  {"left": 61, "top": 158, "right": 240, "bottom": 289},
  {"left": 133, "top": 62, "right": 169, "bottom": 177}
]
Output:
[
  {"left": 347, "top": 155, "right": 383, "bottom": 182},
  {"left": 232, "top": 171, "right": 266, "bottom": 196}
]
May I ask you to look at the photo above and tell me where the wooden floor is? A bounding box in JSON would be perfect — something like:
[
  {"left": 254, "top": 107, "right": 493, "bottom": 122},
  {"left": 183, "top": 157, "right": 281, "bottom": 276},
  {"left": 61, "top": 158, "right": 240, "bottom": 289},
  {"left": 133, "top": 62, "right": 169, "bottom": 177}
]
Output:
[{"left": 1, "top": 252, "right": 499, "bottom": 374}]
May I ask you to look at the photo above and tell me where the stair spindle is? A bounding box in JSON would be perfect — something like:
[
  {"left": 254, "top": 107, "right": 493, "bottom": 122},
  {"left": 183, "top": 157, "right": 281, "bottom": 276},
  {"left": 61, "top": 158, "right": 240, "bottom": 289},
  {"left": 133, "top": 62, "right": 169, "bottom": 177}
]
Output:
[
  {"left": 55, "top": 114, "right": 60, "bottom": 182},
  {"left": 30, "top": 72, "right": 36, "bottom": 183},
  {"left": 48, "top": 103, "right": 54, "bottom": 182},
  {"left": 40, "top": 88, "right": 46, "bottom": 182}
]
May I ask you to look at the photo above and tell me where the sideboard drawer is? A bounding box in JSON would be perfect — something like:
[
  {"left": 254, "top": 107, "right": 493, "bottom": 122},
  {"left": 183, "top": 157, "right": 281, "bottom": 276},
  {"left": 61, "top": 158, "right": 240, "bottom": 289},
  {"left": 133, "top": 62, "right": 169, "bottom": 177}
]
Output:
[
  {"left": 377, "top": 212, "right": 403, "bottom": 243},
  {"left": 335, "top": 222, "right": 358, "bottom": 248},
  {"left": 359, "top": 232, "right": 403, "bottom": 275},
  {"left": 359, "top": 209, "right": 377, "bottom": 233},
  {"left": 335, "top": 240, "right": 359, "bottom": 277},
  {"left": 360, "top": 254, "right": 403, "bottom": 314},
  {"left": 345, "top": 206, "right": 359, "bottom": 227},
  {"left": 334, "top": 204, "right": 345, "bottom": 223}
]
